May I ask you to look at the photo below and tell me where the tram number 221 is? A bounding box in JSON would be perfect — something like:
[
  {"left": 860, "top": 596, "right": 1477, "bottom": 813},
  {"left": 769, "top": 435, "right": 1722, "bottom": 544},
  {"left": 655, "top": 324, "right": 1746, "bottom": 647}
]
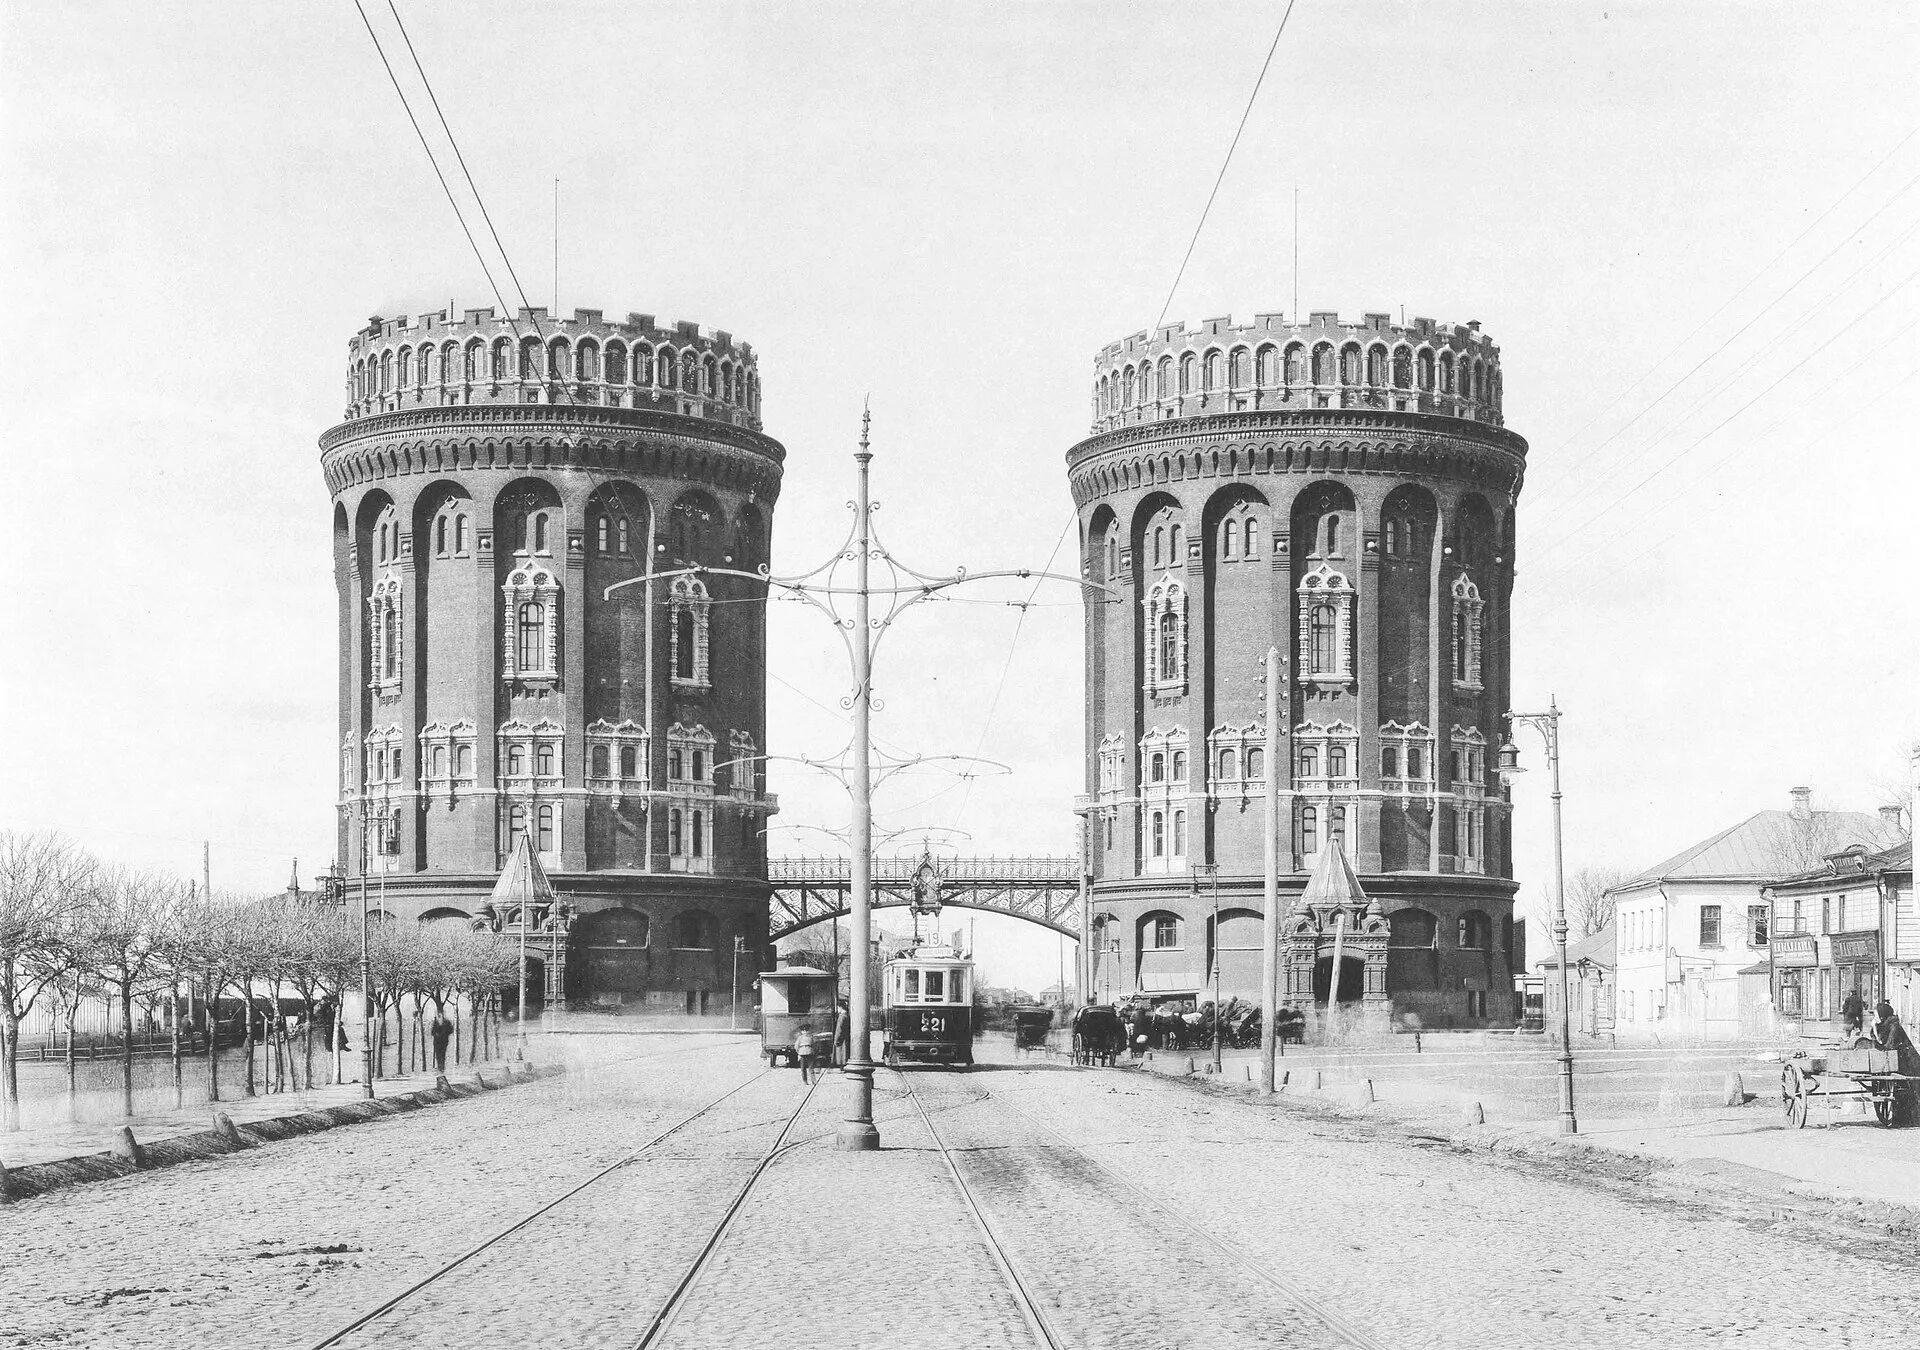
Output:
[{"left": 915, "top": 1013, "right": 946, "bottom": 1035}]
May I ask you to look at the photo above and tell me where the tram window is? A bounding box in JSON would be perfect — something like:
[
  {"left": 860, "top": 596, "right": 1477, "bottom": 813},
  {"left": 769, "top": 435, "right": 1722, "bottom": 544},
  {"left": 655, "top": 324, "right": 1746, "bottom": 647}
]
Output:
[
  {"left": 924, "top": 971, "right": 945, "bottom": 1001},
  {"left": 905, "top": 970, "right": 920, "bottom": 1000},
  {"left": 789, "top": 982, "right": 814, "bottom": 1015}
]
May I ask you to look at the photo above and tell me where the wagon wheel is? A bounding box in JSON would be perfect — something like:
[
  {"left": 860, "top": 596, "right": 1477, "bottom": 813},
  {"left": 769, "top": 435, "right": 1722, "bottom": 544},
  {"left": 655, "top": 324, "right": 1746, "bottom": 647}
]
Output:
[
  {"left": 1873, "top": 1090, "right": 1896, "bottom": 1128},
  {"left": 1782, "top": 1063, "right": 1810, "bottom": 1129},
  {"left": 1071, "top": 1032, "right": 1086, "bottom": 1066}
]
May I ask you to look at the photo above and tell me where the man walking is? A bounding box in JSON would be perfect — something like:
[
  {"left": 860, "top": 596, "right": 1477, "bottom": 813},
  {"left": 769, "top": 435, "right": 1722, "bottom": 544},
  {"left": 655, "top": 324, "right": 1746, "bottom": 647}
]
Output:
[
  {"left": 430, "top": 1010, "right": 455, "bottom": 1073},
  {"left": 1842, "top": 987, "right": 1866, "bottom": 1040}
]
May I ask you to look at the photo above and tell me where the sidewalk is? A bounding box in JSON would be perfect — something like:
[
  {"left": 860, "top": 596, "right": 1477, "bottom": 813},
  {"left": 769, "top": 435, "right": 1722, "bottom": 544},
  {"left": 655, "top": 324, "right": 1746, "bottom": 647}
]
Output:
[{"left": 0, "top": 1062, "right": 523, "bottom": 1171}]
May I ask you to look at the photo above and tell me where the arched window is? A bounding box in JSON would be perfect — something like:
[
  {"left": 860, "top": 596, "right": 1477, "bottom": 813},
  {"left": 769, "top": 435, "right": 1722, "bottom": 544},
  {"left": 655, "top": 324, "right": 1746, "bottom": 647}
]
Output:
[
  {"left": 1329, "top": 745, "right": 1348, "bottom": 778},
  {"left": 634, "top": 344, "right": 652, "bottom": 386},
  {"left": 1179, "top": 352, "right": 1195, "bottom": 394},
  {"left": 1301, "top": 805, "right": 1319, "bottom": 856},
  {"left": 1309, "top": 604, "right": 1337, "bottom": 674},
  {"left": 1455, "top": 612, "right": 1469, "bottom": 682},
  {"left": 674, "top": 609, "right": 695, "bottom": 680},
  {"left": 1247, "top": 747, "right": 1264, "bottom": 779},
  {"left": 676, "top": 910, "right": 710, "bottom": 947},
  {"left": 691, "top": 749, "right": 705, "bottom": 780},
  {"left": 1106, "top": 537, "right": 1118, "bottom": 578},
  {"left": 1222, "top": 522, "right": 1238, "bottom": 559},
  {"left": 533, "top": 512, "right": 549, "bottom": 553},
  {"left": 1285, "top": 344, "right": 1304, "bottom": 386},
  {"left": 1299, "top": 745, "right": 1319, "bottom": 778},
  {"left": 1393, "top": 347, "right": 1412, "bottom": 388},
  {"left": 1169, "top": 524, "right": 1183, "bottom": 561},
  {"left": 508, "top": 803, "right": 528, "bottom": 842},
  {"left": 1440, "top": 351, "right": 1455, "bottom": 393},
  {"left": 606, "top": 343, "right": 626, "bottom": 385},
  {"left": 1407, "top": 746, "right": 1424, "bottom": 779},
  {"left": 1158, "top": 610, "right": 1179, "bottom": 677},
  {"left": 591, "top": 745, "right": 610, "bottom": 777},
  {"left": 1418, "top": 349, "right": 1435, "bottom": 390},
  {"left": 1150, "top": 811, "right": 1166, "bottom": 857},
  {"left": 1150, "top": 752, "right": 1165, "bottom": 784},
  {"left": 492, "top": 339, "right": 510, "bottom": 381},
  {"left": 517, "top": 602, "right": 545, "bottom": 672},
  {"left": 691, "top": 811, "right": 704, "bottom": 856},
  {"left": 1367, "top": 346, "right": 1387, "bottom": 386},
  {"left": 1171, "top": 750, "right": 1187, "bottom": 782},
  {"left": 1324, "top": 514, "right": 1339, "bottom": 555},
  {"left": 1220, "top": 748, "right": 1238, "bottom": 781},
  {"left": 520, "top": 338, "right": 539, "bottom": 380},
  {"left": 456, "top": 744, "right": 471, "bottom": 776},
  {"left": 547, "top": 338, "right": 567, "bottom": 381},
  {"left": 1230, "top": 348, "right": 1250, "bottom": 387},
  {"left": 465, "top": 340, "right": 483, "bottom": 383},
  {"left": 536, "top": 804, "right": 554, "bottom": 852},
  {"left": 596, "top": 517, "right": 610, "bottom": 553},
  {"left": 669, "top": 809, "right": 684, "bottom": 854},
  {"left": 507, "top": 743, "right": 526, "bottom": 776},
  {"left": 617, "top": 517, "right": 630, "bottom": 553},
  {"left": 1204, "top": 350, "right": 1223, "bottom": 390},
  {"left": 435, "top": 516, "right": 448, "bottom": 556},
  {"left": 455, "top": 515, "right": 468, "bottom": 553},
  {"left": 1257, "top": 345, "right": 1278, "bottom": 386},
  {"left": 577, "top": 342, "right": 597, "bottom": 382},
  {"left": 1331, "top": 805, "right": 1348, "bottom": 848},
  {"left": 1156, "top": 355, "right": 1172, "bottom": 398},
  {"left": 1340, "top": 346, "right": 1360, "bottom": 385},
  {"left": 1244, "top": 518, "right": 1258, "bottom": 557},
  {"left": 536, "top": 743, "right": 555, "bottom": 776},
  {"left": 1172, "top": 811, "right": 1187, "bottom": 856},
  {"left": 1385, "top": 519, "right": 1400, "bottom": 557},
  {"left": 381, "top": 606, "right": 398, "bottom": 678},
  {"left": 1312, "top": 343, "right": 1334, "bottom": 385},
  {"left": 619, "top": 745, "right": 637, "bottom": 777},
  {"left": 397, "top": 347, "right": 412, "bottom": 387},
  {"left": 379, "top": 351, "right": 392, "bottom": 393},
  {"left": 1152, "top": 527, "right": 1163, "bottom": 566}
]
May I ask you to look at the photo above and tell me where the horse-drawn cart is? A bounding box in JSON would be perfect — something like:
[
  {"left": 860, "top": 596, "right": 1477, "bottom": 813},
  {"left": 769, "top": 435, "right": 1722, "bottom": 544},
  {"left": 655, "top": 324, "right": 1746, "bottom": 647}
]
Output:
[{"left": 1780, "top": 1045, "right": 1919, "bottom": 1128}]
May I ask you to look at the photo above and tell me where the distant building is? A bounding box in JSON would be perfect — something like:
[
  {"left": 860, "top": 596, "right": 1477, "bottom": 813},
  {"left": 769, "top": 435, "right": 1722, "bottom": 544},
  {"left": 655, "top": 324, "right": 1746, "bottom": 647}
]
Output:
[
  {"left": 1536, "top": 919, "right": 1615, "bottom": 1038},
  {"left": 1611, "top": 788, "right": 1900, "bottom": 1042},
  {"left": 1767, "top": 836, "right": 1914, "bottom": 1037}
]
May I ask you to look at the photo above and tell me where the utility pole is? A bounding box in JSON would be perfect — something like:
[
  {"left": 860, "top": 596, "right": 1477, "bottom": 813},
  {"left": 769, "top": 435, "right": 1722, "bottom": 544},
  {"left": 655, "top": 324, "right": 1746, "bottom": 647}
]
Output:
[
  {"left": 1502, "top": 700, "right": 1575, "bottom": 1134},
  {"left": 603, "top": 408, "right": 1093, "bottom": 1152},
  {"left": 732, "top": 936, "right": 745, "bottom": 1032},
  {"left": 358, "top": 805, "right": 373, "bottom": 1099},
  {"left": 1259, "top": 645, "right": 1281, "bottom": 1096}
]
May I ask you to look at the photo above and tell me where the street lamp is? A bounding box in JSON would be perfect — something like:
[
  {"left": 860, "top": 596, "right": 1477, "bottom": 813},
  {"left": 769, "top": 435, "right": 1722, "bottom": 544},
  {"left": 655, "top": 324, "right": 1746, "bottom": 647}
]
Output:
[
  {"left": 1200, "top": 861, "right": 1222, "bottom": 1074},
  {"left": 1500, "top": 698, "right": 1577, "bottom": 1136}
]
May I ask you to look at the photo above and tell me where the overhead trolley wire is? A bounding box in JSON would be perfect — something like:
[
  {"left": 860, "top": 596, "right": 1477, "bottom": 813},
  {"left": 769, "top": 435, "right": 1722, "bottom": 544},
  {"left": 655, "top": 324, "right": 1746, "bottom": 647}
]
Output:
[{"left": 1151, "top": 0, "right": 1300, "bottom": 332}]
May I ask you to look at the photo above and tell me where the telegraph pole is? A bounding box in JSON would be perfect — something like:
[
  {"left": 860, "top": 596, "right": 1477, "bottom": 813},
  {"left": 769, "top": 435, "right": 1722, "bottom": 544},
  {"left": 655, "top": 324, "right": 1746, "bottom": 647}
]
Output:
[
  {"left": 358, "top": 806, "right": 374, "bottom": 1099},
  {"left": 1259, "top": 645, "right": 1281, "bottom": 1096}
]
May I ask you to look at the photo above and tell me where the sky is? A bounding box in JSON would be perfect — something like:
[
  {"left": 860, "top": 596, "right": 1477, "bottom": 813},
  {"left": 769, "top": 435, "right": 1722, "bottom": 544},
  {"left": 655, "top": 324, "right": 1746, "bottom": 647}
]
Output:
[{"left": 2, "top": 2, "right": 1916, "bottom": 995}]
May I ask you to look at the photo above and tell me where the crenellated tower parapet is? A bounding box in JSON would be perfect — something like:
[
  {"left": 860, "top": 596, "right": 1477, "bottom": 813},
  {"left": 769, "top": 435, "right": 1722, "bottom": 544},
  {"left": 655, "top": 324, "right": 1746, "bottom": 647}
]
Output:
[
  {"left": 1089, "top": 311, "right": 1504, "bottom": 435},
  {"left": 343, "top": 306, "right": 763, "bottom": 431}
]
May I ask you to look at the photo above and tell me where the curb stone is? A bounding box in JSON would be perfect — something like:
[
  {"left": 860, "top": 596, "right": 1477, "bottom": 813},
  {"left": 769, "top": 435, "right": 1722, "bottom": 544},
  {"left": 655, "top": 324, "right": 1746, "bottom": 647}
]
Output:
[{"left": 0, "top": 1062, "right": 566, "bottom": 1204}]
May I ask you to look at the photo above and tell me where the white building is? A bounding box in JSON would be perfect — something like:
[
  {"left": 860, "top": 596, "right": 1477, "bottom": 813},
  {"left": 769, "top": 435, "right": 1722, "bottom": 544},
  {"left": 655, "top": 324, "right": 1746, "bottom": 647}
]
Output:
[{"left": 1611, "top": 788, "right": 1898, "bottom": 1043}]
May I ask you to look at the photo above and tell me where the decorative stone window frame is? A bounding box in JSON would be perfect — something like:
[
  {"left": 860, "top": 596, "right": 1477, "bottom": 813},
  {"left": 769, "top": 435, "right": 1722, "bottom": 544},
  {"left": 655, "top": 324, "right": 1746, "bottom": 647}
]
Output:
[
  {"left": 417, "top": 719, "right": 477, "bottom": 802},
  {"left": 1450, "top": 725, "right": 1487, "bottom": 799},
  {"left": 1296, "top": 564, "right": 1355, "bottom": 686},
  {"left": 1292, "top": 720, "right": 1359, "bottom": 792},
  {"left": 726, "top": 729, "right": 759, "bottom": 800},
  {"left": 497, "top": 717, "right": 564, "bottom": 791},
  {"left": 1217, "top": 506, "right": 1263, "bottom": 563},
  {"left": 668, "top": 574, "right": 712, "bottom": 689},
  {"left": 502, "top": 563, "right": 561, "bottom": 689},
  {"left": 362, "top": 724, "right": 405, "bottom": 791},
  {"left": 1143, "top": 578, "right": 1189, "bottom": 695},
  {"left": 1450, "top": 574, "right": 1484, "bottom": 691},
  {"left": 666, "top": 722, "right": 717, "bottom": 794},
  {"left": 1096, "top": 733, "right": 1128, "bottom": 803},
  {"left": 1454, "top": 801, "right": 1486, "bottom": 875},
  {"left": 1206, "top": 722, "right": 1267, "bottom": 800},
  {"left": 586, "top": 718, "right": 649, "bottom": 799},
  {"left": 340, "top": 734, "right": 357, "bottom": 796},
  {"left": 501, "top": 798, "right": 562, "bottom": 869},
  {"left": 367, "top": 570, "right": 404, "bottom": 697},
  {"left": 1378, "top": 721, "right": 1435, "bottom": 793},
  {"left": 667, "top": 802, "right": 714, "bottom": 874},
  {"left": 1138, "top": 726, "right": 1190, "bottom": 877}
]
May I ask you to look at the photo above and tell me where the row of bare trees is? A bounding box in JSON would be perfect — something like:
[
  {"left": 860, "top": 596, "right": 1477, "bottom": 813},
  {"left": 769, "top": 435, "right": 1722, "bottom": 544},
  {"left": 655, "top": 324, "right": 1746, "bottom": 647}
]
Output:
[{"left": 0, "top": 831, "right": 519, "bottom": 1131}]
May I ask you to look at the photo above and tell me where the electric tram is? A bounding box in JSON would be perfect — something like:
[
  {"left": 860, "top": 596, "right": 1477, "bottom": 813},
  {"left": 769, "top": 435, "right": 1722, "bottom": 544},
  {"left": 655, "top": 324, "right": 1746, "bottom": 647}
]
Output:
[{"left": 881, "top": 945, "right": 975, "bottom": 1067}]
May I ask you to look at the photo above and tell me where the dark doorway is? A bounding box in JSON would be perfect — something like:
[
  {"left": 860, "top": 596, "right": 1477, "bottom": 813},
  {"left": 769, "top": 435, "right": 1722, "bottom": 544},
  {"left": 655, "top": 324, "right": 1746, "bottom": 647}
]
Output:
[
  {"left": 1312, "top": 954, "right": 1365, "bottom": 1005},
  {"left": 572, "top": 908, "right": 651, "bottom": 1004}
]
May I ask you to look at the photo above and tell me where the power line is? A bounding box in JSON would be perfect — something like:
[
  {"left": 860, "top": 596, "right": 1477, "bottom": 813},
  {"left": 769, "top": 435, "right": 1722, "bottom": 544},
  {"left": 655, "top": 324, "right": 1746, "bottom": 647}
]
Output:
[{"left": 1151, "top": 0, "right": 1300, "bottom": 332}]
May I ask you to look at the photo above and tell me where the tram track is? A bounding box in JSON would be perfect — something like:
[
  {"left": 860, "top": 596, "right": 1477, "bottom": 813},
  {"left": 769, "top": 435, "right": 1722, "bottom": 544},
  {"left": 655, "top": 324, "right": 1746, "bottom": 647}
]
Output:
[
  {"left": 303, "top": 1061, "right": 783, "bottom": 1350},
  {"left": 897, "top": 1066, "right": 1395, "bottom": 1350}
]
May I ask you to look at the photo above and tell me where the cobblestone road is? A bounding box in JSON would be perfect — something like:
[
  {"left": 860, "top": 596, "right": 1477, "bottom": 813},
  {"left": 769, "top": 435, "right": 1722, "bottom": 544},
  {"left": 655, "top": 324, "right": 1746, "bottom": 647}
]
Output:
[{"left": 2, "top": 1033, "right": 1915, "bottom": 1349}]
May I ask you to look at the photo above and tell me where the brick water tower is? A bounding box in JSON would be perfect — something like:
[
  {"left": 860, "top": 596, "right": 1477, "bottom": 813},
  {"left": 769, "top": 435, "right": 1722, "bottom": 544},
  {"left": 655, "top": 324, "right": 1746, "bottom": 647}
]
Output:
[
  {"left": 322, "top": 306, "right": 782, "bottom": 1015},
  {"left": 1069, "top": 312, "right": 1526, "bottom": 1028}
]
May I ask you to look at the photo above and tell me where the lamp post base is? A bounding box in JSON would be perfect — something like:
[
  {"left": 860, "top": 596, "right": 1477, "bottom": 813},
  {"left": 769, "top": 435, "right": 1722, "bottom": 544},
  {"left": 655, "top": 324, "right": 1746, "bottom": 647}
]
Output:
[
  {"left": 836, "top": 1121, "right": 881, "bottom": 1151},
  {"left": 837, "top": 1060, "right": 882, "bottom": 1150}
]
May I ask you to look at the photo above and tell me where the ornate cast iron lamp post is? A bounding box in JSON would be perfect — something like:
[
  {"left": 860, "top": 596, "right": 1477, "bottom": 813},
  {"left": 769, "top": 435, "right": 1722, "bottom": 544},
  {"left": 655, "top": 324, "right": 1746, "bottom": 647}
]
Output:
[{"left": 1499, "top": 699, "right": 1576, "bottom": 1136}]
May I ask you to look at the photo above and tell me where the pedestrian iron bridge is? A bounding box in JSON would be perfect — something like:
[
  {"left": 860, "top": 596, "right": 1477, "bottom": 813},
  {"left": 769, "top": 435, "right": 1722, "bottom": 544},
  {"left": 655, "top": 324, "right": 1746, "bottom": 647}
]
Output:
[{"left": 767, "top": 855, "right": 1082, "bottom": 939}]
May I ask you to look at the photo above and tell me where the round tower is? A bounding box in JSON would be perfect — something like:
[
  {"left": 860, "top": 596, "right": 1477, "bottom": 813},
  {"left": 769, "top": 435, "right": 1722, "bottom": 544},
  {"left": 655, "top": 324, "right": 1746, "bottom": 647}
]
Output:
[
  {"left": 323, "top": 304, "right": 782, "bottom": 1015},
  {"left": 1069, "top": 310, "right": 1525, "bottom": 1029}
]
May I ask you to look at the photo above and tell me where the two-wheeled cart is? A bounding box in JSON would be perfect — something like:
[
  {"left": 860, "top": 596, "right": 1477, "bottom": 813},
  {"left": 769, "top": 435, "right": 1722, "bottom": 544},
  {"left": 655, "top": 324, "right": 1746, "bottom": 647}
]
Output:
[{"left": 1780, "top": 1046, "right": 1918, "bottom": 1128}]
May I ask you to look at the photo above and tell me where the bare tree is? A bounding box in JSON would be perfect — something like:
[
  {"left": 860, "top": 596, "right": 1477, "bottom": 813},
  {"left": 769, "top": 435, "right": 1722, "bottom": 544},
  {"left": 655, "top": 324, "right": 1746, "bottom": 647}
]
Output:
[
  {"left": 77, "top": 866, "right": 179, "bottom": 1118},
  {"left": 0, "top": 832, "right": 93, "bottom": 1131},
  {"left": 1565, "top": 865, "right": 1635, "bottom": 939}
]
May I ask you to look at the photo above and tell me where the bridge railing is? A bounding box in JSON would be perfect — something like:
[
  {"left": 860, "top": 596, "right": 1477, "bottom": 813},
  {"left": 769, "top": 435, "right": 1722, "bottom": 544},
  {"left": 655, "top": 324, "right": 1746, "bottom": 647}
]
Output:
[{"left": 768, "top": 855, "right": 1079, "bottom": 884}]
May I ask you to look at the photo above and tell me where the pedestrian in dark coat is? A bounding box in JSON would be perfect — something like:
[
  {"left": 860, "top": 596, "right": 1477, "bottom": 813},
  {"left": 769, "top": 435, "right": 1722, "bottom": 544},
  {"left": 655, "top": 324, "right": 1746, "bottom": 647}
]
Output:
[
  {"left": 832, "top": 999, "right": 851, "bottom": 1068},
  {"left": 1842, "top": 987, "right": 1866, "bottom": 1038},
  {"left": 430, "top": 1012, "right": 455, "bottom": 1072}
]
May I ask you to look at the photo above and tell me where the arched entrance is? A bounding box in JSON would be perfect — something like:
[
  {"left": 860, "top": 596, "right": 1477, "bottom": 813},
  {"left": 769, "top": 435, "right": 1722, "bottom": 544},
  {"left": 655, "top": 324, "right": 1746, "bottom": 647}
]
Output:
[
  {"left": 571, "top": 908, "right": 651, "bottom": 1005},
  {"left": 1312, "top": 954, "right": 1367, "bottom": 1005}
]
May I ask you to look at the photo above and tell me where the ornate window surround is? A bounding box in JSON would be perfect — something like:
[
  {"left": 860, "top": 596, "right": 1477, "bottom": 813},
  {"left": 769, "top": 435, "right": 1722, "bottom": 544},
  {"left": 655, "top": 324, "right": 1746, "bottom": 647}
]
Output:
[
  {"left": 668, "top": 574, "right": 712, "bottom": 689},
  {"left": 1450, "top": 724, "right": 1487, "bottom": 799},
  {"left": 367, "top": 570, "right": 404, "bottom": 697},
  {"left": 586, "top": 718, "right": 649, "bottom": 800},
  {"left": 1296, "top": 564, "right": 1355, "bottom": 687},
  {"left": 1451, "top": 573, "right": 1485, "bottom": 691},
  {"left": 1096, "top": 733, "right": 1128, "bottom": 803},
  {"left": 502, "top": 562, "right": 561, "bottom": 690},
  {"left": 1292, "top": 720, "right": 1359, "bottom": 792},
  {"left": 1206, "top": 722, "right": 1267, "bottom": 800},
  {"left": 417, "top": 719, "right": 477, "bottom": 802},
  {"left": 1379, "top": 721, "right": 1435, "bottom": 793},
  {"left": 1143, "top": 577, "right": 1189, "bottom": 695},
  {"left": 1138, "top": 726, "right": 1190, "bottom": 877},
  {"left": 497, "top": 717, "right": 563, "bottom": 791},
  {"left": 726, "top": 729, "right": 760, "bottom": 800}
]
